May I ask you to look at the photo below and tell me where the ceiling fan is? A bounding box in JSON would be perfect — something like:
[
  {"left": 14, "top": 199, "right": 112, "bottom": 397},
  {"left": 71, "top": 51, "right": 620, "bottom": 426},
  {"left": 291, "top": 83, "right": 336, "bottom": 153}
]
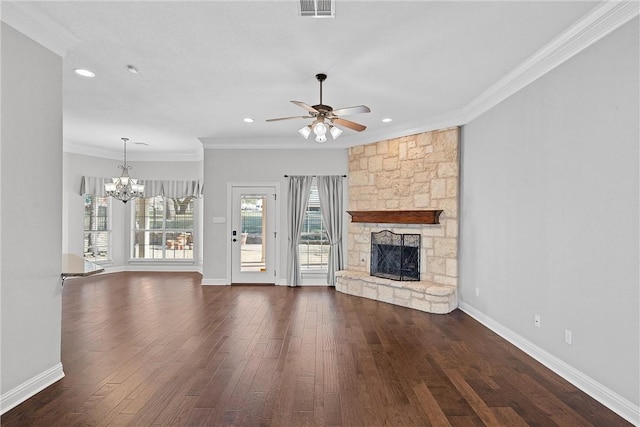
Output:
[{"left": 266, "top": 73, "right": 370, "bottom": 143}]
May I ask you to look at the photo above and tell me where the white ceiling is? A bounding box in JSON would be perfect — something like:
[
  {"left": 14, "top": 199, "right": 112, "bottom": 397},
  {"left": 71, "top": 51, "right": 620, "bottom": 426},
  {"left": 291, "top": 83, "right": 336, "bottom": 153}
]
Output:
[{"left": 4, "top": 1, "right": 633, "bottom": 161}]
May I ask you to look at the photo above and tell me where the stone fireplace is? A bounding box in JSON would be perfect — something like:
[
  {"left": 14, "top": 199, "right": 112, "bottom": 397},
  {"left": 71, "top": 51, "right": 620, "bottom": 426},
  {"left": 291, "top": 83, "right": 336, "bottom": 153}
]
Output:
[{"left": 335, "top": 127, "right": 459, "bottom": 314}]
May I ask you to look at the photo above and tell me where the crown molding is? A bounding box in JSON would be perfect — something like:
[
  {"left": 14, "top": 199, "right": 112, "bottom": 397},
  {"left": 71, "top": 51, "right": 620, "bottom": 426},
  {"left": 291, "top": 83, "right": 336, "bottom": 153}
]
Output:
[
  {"left": 364, "top": 110, "right": 466, "bottom": 146},
  {"left": 64, "top": 141, "right": 203, "bottom": 162},
  {"left": 462, "top": 0, "right": 640, "bottom": 124},
  {"left": 200, "top": 138, "right": 344, "bottom": 150},
  {"left": 200, "top": 109, "right": 466, "bottom": 150},
  {"left": 1, "top": 2, "right": 80, "bottom": 57}
]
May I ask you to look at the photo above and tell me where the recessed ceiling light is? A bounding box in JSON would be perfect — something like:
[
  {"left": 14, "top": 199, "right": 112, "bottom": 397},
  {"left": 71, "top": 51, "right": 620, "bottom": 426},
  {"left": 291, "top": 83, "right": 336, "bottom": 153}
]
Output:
[
  {"left": 127, "top": 65, "right": 139, "bottom": 74},
  {"left": 243, "top": 118, "right": 254, "bottom": 123},
  {"left": 382, "top": 118, "right": 393, "bottom": 123},
  {"left": 74, "top": 68, "right": 95, "bottom": 78}
]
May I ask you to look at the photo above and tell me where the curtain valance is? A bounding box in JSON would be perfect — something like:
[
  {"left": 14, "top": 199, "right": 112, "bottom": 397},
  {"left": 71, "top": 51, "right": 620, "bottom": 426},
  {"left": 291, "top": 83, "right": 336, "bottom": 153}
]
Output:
[{"left": 81, "top": 177, "right": 203, "bottom": 198}]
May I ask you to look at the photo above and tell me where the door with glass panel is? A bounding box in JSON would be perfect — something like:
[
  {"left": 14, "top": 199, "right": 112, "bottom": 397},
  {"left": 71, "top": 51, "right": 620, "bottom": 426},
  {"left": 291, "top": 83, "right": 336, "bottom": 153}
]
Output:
[{"left": 231, "top": 186, "right": 276, "bottom": 284}]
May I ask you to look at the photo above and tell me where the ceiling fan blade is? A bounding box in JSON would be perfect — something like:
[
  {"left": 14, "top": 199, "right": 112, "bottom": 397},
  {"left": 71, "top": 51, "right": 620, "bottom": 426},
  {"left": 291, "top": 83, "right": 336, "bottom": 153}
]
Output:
[
  {"left": 331, "top": 105, "right": 371, "bottom": 116},
  {"left": 266, "top": 115, "right": 310, "bottom": 122},
  {"left": 333, "top": 117, "right": 367, "bottom": 132},
  {"left": 291, "top": 101, "right": 319, "bottom": 113}
]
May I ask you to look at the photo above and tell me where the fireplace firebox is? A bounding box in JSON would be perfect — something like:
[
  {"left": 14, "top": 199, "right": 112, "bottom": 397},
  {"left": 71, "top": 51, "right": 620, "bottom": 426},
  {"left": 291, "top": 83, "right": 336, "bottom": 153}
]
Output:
[{"left": 370, "top": 230, "right": 420, "bottom": 281}]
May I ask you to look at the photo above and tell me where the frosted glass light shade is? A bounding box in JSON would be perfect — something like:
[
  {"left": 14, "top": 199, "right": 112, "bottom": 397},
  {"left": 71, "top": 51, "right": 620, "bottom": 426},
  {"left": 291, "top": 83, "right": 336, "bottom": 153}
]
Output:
[
  {"left": 329, "top": 126, "right": 343, "bottom": 139},
  {"left": 313, "top": 122, "right": 327, "bottom": 136},
  {"left": 298, "top": 126, "right": 311, "bottom": 139}
]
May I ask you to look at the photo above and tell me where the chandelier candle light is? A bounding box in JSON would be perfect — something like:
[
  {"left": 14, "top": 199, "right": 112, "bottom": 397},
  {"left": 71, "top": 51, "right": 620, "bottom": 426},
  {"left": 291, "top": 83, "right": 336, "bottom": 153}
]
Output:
[{"left": 104, "top": 137, "right": 144, "bottom": 203}]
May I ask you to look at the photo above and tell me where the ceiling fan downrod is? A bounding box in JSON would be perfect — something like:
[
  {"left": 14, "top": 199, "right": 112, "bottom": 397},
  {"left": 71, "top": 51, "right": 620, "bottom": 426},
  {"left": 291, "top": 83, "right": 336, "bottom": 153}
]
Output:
[{"left": 316, "top": 73, "right": 327, "bottom": 107}]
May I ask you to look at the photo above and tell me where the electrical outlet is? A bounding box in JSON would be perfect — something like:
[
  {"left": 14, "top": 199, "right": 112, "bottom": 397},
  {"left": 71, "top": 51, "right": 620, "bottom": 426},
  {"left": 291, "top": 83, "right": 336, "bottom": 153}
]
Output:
[
  {"left": 475, "top": 287, "right": 480, "bottom": 297},
  {"left": 534, "top": 314, "right": 541, "bottom": 328},
  {"left": 565, "top": 329, "right": 573, "bottom": 345}
]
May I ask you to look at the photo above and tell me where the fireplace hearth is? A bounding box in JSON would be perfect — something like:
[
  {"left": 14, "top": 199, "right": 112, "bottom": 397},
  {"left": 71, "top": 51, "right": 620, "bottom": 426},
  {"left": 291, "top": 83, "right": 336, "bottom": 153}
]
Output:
[{"left": 370, "top": 230, "right": 420, "bottom": 281}]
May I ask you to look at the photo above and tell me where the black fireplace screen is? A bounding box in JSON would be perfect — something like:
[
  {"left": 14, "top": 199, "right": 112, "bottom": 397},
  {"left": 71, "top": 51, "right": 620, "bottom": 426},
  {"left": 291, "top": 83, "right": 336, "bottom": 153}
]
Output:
[{"left": 370, "top": 230, "right": 420, "bottom": 281}]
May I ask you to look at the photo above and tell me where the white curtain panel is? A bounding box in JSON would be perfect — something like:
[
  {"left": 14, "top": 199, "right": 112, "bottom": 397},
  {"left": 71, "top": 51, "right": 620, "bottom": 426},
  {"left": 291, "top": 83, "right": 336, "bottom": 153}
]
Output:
[
  {"left": 286, "top": 175, "right": 313, "bottom": 286},
  {"left": 317, "top": 175, "right": 344, "bottom": 286}
]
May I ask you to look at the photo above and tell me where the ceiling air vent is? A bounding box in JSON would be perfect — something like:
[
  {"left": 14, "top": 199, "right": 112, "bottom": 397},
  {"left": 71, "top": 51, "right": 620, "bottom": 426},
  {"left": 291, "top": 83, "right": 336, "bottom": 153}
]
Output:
[{"left": 300, "top": 0, "right": 335, "bottom": 18}]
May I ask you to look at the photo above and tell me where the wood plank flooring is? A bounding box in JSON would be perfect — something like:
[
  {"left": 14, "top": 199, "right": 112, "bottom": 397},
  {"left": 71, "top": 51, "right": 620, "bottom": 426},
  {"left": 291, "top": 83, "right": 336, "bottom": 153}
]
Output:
[{"left": 1, "top": 272, "right": 631, "bottom": 426}]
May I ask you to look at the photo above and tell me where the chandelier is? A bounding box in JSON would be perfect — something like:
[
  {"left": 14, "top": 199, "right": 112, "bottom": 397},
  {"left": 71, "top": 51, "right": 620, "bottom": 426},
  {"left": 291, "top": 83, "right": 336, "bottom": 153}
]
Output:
[{"left": 104, "top": 137, "right": 144, "bottom": 203}]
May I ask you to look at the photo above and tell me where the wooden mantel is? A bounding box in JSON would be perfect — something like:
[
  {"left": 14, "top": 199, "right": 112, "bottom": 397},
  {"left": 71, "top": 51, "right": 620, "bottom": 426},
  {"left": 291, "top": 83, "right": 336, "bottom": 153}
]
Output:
[{"left": 347, "top": 210, "right": 443, "bottom": 225}]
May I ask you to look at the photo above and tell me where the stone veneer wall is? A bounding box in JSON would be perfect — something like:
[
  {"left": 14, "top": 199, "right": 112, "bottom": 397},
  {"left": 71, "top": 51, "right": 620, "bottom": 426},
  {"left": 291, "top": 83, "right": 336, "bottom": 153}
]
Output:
[{"left": 339, "top": 127, "right": 459, "bottom": 312}]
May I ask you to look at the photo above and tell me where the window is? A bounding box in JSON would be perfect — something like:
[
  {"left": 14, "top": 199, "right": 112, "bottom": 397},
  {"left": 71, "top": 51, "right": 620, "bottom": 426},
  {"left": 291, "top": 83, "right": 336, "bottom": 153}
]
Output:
[
  {"left": 299, "top": 183, "right": 329, "bottom": 271},
  {"left": 132, "top": 196, "right": 194, "bottom": 260},
  {"left": 84, "top": 194, "right": 111, "bottom": 262}
]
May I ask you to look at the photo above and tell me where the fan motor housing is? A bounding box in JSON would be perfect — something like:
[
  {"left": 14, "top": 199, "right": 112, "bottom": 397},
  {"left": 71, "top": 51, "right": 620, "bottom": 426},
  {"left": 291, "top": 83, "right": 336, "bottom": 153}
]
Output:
[{"left": 312, "top": 104, "right": 332, "bottom": 113}]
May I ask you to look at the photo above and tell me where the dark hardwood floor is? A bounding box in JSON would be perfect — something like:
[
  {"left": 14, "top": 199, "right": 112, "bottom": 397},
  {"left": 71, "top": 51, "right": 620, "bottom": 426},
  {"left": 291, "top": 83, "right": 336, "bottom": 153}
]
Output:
[{"left": 2, "top": 272, "right": 631, "bottom": 426}]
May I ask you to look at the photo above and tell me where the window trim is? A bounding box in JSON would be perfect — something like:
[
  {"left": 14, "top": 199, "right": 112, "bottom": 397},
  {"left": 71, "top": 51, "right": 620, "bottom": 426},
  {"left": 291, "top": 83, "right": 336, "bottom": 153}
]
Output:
[
  {"left": 130, "top": 196, "right": 195, "bottom": 262},
  {"left": 299, "top": 180, "right": 329, "bottom": 273},
  {"left": 83, "top": 194, "right": 112, "bottom": 264}
]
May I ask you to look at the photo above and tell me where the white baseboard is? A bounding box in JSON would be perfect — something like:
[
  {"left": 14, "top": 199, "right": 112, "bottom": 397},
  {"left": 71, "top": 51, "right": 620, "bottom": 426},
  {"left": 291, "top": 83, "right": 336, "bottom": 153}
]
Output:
[
  {"left": 458, "top": 302, "right": 640, "bottom": 425},
  {"left": 276, "top": 281, "right": 330, "bottom": 286},
  {"left": 201, "top": 277, "right": 330, "bottom": 287},
  {"left": 125, "top": 264, "right": 200, "bottom": 273},
  {"left": 301, "top": 273, "right": 330, "bottom": 286},
  {"left": 201, "top": 278, "right": 229, "bottom": 286},
  {"left": 1, "top": 363, "right": 65, "bottom": 415}
]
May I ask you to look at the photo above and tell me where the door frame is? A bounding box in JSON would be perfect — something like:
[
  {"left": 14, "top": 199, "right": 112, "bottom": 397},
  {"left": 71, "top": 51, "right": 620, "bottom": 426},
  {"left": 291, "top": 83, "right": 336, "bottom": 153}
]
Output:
[{"left": 226, "top": 182, "right": 280, "bottom": 284}]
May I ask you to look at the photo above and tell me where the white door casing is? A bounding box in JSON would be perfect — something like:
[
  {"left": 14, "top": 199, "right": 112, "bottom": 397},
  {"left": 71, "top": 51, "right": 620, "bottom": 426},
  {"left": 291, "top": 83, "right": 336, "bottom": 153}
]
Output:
[{"left": 229, "top": 184, "right": 278, "bottom": 284}]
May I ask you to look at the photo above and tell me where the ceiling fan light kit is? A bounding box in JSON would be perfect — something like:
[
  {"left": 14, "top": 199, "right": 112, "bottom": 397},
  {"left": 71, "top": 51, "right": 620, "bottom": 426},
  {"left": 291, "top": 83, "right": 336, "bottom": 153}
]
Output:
[{"left": 267, "top": 73, "right": 370, "bottom": 143}]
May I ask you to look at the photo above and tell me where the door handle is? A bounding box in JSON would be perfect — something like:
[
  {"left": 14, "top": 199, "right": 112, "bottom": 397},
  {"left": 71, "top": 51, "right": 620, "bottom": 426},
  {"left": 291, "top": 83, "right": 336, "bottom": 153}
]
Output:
[{"left": 232, "top": 238, "right": 237, "bottom": 242}]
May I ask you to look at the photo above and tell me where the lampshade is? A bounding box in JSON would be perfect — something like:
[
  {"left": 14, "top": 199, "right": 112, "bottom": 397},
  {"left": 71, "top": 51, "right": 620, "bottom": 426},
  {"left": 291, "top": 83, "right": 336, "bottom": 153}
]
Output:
[
  {"left": 329, "top": 125, "right": 343, "bottom": 140},
  {"left": 315, "top": 134, "right": 327, "bottom": 143},
  {"left": 313, "top": 121, "right": 327, "bottom": 136},
  {"left": 298, "top": 125, "right": 311, "bottom": 139}
]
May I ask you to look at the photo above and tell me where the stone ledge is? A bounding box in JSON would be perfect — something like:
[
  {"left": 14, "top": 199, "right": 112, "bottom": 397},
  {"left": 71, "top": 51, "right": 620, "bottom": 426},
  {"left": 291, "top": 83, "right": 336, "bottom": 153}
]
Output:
[{"left": 335, "top": 270, "right": 457, "bottom": 314}]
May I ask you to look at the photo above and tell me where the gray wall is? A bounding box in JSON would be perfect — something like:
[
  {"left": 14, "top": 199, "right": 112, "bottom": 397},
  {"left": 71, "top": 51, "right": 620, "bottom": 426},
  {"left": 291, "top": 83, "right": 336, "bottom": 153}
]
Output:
[
  {"left": 459, "top": 18, "right": 639, "bottom": 407},
  {"left": 63, "top": 152, "right": 203, "bottom": 271},
  {"left": 203, "top": 148, "right": 348, "bottom": 283},
  {"left": 1, "top": 23, "right": 64, "bottom": 405}
]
